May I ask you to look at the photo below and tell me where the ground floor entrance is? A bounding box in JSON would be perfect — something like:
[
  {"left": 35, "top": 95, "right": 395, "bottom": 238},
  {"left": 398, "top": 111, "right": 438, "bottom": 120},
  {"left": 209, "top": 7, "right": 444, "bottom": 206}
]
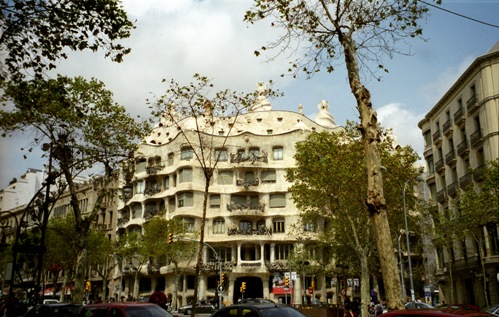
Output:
[{"left": 233, "top": 276, "right": 263, "bottom": 303}]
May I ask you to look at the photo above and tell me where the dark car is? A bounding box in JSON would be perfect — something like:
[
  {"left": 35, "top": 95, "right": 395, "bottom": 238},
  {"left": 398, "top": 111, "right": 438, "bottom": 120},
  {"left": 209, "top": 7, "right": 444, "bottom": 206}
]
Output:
[
  {"left": 23, "top": 303, "right": 82, "bottom": 317},
  {"left": 212, "top": 303, "right": 307, "bottom": 317},
  {"left": 177, "top": 302, "right": 215, "bottom": 315},
  {"left": 381, "top": 308, "right": 491, "bottom": 317},
  {"left": 239, "top": 299, "right": 275, "bottom": 304},
  {"left": 79, "top": 302, "right": 173, "bottom": 317}
]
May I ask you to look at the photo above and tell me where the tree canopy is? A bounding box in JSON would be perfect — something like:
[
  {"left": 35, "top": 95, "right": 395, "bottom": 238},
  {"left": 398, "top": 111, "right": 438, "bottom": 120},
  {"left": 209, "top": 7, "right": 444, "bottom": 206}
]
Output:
[
  {"left": 0, "top": 0, "right": 133, "bottom": 81},
  {"left": 0, "top": 75, "right": 148, "bottom": 303},
  {"left": 244, "top": 0, "right": 440, "bottom": 308},
  {"left": 287, "top": 122, "right": 422, "bottom": 308}
]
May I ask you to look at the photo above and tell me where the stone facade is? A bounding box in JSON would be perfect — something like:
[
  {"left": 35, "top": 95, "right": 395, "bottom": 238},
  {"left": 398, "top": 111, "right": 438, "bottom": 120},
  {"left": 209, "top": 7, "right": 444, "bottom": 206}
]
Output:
[
  {"left": 418, "top": 41, "right": 499, "bottom": 306},
  {"left": 115, "top": 95, "right": 346, "bottom": 306}
]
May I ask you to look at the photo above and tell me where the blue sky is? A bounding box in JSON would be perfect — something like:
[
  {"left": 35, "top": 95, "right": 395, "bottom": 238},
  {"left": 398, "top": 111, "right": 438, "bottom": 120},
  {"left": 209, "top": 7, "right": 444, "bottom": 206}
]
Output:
[{"left": 1, "top": 0, "right": 498, "bottom": 188}]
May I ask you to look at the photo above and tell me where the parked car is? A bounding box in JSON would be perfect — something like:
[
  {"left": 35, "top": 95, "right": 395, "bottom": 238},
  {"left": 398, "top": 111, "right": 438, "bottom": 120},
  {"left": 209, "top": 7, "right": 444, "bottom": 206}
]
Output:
[
  {"left": 239, "top": 298, "right": 275, "bottom": 304},
  {"left": 381, "top": 308, "right": 491, "bottom": 317},
  {"left": 78, "top": 302, "right": 174, "bottom": 317},
  {"left": 440, "top": 304, "right": 480, "bottom": 312},
  {"left": 136, "top": 294, "right": 151, "bottom": 303},
  {"left": 211, "top": 302, "right": 307, "bottom": 317},
  {"left": 482, "top": 305, "right": 499, "bottom": 317},
  {"left": 405, "top": 302, "right": 435, "bottom": 309},
  {"left": 177, "top": 302, "right": 215, "bottom": 315},
  {"left": 23, "top": 303, "right": 82, "bottom": 317}
]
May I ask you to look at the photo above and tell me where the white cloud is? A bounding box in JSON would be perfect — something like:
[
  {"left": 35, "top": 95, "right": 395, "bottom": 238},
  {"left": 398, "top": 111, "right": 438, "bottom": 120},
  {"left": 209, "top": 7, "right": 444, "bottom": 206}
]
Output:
[
  {"left": 377, "top": 103, "right": 425, "bottom": 158},
  {"left": 419, "top": 55, "right": 475, "bottom": 106}
]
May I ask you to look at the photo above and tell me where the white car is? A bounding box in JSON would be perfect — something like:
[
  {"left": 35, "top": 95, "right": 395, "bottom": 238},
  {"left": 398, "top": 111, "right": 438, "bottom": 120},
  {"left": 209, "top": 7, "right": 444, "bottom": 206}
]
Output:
[
  {"left": 405, "top": 302, "right": 435, "bottom": 309},
  {"left": 43, "top": 299, "right": 59, "bottom": 304}
]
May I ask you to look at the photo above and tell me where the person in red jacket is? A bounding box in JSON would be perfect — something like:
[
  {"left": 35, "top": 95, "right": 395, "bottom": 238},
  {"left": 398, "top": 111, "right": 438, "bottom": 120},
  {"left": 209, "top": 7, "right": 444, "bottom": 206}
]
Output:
[{"left": 149, "top": 285, "right": 168, "bottom": 310}]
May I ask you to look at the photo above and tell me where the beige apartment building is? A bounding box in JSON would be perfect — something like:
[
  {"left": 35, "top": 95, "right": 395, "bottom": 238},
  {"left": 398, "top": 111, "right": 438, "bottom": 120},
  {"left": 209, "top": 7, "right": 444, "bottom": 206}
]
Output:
[
  {"left": 114, "top": 89, "right": 350, "bottom": 306},
  {"left": 418, "top": 42, "right": 499, "bottom": 306}
]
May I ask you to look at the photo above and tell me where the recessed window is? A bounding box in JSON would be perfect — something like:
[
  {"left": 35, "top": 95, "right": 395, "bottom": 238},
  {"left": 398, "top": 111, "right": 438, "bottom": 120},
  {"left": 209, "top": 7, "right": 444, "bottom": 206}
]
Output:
[
  {"left": 181, "top": 217, "right": 195, "bottom": 233},
  {"left": 273, "top": 147, "right": 283, "bottom": 160},
  {"left": 277, "top": 117, "right": 283, "bottom": 122},
  {"left": 273, "top": 219, "right": 285, "bottom": 233},
  {"left": 181, "top": 147, "right": 193, "bottom": 160},
  {"left": 304, "top": 223, "right": 315, "bottom": 232},
  {"left": 215, "top": 148, "right": 228, "bottom": 162},
  {"left": 136, "top": 159, "right": 146, "bottom": 173},
  {"left": 261, "top": 170, "right": 276, "bottom": 183},
  {"left": 240, "top": 220, "right": 252, "bottom": 231},
  {"left": 275, "top": 244, "right": 293, "bottom": 260},
  {"left": 213, "top": 218, "right": 225, "bottom": 234},
  {"left": 218, "top": 131, "right": 224, "bottom": 136},
  {"left": 136, "top": 181, "right": 145, "bottom": 194},
  {"left": 269, "top": 194, "right": 286, "bottom": 208},
  {"left": 218, "top": 171, "right": 233, "bottom": 185},
  {"left": 177, "top": 192, "right": 193, "bottom": 207},
  {"left": 168, "top": 152, "right": 174, "bottom": 165},
  {"left": 423, "top": 130, "right": 432, "bottom": 147},
  {"left": 163, "top": 176, "right": 169, "bottom": 189},
  {"left": 257, "top": 118, "right": 262, "bottom": 122},
  {"left": 210, "top": 195, "right": 221, "bottom": 208},
  {"left": 249, "top": 147, "right": 260, "bottom": 158},
  {"left": 178, "top": 168, "right": 192, "bottom": 183},
  {"left": 267, "top": 130, "right": 273, "bottom": 135}
]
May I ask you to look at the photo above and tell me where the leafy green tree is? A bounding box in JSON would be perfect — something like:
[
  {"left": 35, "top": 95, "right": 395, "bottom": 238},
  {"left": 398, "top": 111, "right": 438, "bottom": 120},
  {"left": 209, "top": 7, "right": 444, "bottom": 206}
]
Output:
[
  {"left": 244, "top": 0, "right": 440, "bottom": 308},
  {"left": 0, "top": 75, "right": 148, "bottom": 303},
  {"left": 142, "top": 217, "right": 197, "bottom": 310},
  {"left": 287, "top": 122, "right": 422, "bottom": 311},
  {"left": 87, "top": 230, "right": 116, "bottom": 301},
  {"left": 149, "top": 74, "right": 277, "bottom": 315},
  {"left": 45, "top": 214, "right": 79, "bottom": 301},
  {"left": 0, "top": 0, "right": 133, "bottom": 81},
  {"left": 453, "top": 159, "right": 497, "bottom": 308},
  {"left": 116, "top": 231, "right": 148, "bottom": 299}
]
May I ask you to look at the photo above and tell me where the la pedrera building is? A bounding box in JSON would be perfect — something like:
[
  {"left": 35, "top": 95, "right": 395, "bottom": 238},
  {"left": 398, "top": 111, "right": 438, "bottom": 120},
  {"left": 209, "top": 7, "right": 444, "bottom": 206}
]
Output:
[{"left": 114, "top": 83, "right": 346, "bottom": 306}]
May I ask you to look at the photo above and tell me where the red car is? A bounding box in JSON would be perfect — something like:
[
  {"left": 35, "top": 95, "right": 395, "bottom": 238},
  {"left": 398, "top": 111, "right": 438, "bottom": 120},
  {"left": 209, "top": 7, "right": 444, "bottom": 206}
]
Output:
[
  {"left": 441, "top": 304, "right": 480, "bottom": 312},
  {"left": 381, "top": 308, "right": 491, "bottom": 317},
  {"left": 78, "top": 302, "right": 174, "bottom": 317}
]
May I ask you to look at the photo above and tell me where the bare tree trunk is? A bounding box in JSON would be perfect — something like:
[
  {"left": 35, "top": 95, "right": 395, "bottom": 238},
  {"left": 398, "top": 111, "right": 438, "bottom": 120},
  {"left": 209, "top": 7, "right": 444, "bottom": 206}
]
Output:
[
  {"left": 59, "top": 272, "right": 68, "bottom": 302},
  {"left": 192, "top": 177, "right": 211, "bottom": 317},
  {"left": 73, "top": 248, "right": 87, "bottom": 304},
  {"left": 339, "top": 34, "right": 403, "bottom": 309},
  {"left": 478, "top": 237, "right": 489, "bottom": 309},
  {"left": 360, "top": 254, "right": 370, "bottom": 317},
  {"left": 133, "top": 272, "right": 140, "bottom": 299}
]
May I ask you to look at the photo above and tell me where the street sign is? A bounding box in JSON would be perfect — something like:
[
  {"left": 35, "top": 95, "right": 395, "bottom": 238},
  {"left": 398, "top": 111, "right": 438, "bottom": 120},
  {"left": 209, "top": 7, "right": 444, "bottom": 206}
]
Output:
[{"left": 218, "top": 285, "right": 224, "bottom": 292}]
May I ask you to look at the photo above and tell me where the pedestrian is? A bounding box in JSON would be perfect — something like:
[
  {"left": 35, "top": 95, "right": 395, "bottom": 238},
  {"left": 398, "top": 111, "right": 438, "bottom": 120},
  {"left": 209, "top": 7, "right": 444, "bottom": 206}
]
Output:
[
  {"left": 344, "top": 297, "right": 354, "bottom": 317},
  {"left": 149, "top": 285, "right": 168, "bottom": 310},
  {"left": 5, "top": 292, "right": 19, "bottom": 317}
]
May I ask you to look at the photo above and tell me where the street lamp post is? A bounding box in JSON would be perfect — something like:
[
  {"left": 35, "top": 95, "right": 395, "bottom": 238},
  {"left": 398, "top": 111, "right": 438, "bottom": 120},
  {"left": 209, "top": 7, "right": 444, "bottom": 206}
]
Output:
[
  {"left": 403, "top": 181, "right": 416, "bottom": 303},
  {"left": 179, "top": 237, "right": 222, "bottom": 309},
  {"left": 382, "top": 166, "right": 418, "bottom": 304}
]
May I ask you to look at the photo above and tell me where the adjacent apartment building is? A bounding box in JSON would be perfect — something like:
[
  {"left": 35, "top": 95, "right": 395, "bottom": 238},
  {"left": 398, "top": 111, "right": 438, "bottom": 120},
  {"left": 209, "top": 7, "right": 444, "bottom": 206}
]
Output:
[
  {"left": 114, "top": 87, "right": 348, "bottom": 306},
  {"left": 418, "top": 41, "right": 499, "bottom": 306}
]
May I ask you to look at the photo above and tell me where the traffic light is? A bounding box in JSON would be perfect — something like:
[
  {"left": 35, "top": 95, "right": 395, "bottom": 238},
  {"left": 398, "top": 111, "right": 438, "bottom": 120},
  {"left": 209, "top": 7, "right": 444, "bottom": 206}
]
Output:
[
  {"left": 85, "top": 281, "right": 91, "bottom": 292},
  {"left": 241, "top": 282, "right": 246, "bottom": 292},
  {"left": 284, "top": 276, "right": 289, "bottom": 287},
  {"left": 221, "top": 273, "right": 226, "bottom": 284},
  {"left": 311, "top": 281, "right": 315, "bottom": 290},
  {"left": 168, "top": 233, "right": 173, "bottom": 244}
]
